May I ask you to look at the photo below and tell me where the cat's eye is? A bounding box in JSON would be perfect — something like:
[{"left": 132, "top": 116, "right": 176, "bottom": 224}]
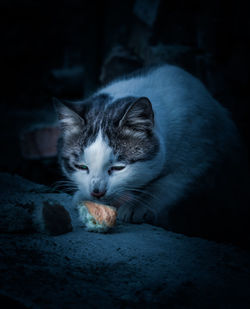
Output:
[
  {"left": 108, "top": 165, "right": 125, "bottom": 175},
  {"left": 111, "top": 166, "right": 125, "bottom": 171},
  {"left": 74, "top": 164, "right": 89, "bottom": 172}
]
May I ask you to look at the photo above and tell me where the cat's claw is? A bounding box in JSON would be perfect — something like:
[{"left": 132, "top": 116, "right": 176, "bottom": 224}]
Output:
[{"left": 118, "top": 204, "right": 154, "bottom": 224}]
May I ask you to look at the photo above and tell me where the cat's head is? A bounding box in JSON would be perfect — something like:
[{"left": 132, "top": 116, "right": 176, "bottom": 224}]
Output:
[{"left": 54, "top": 94, "right": 161, "bottom": 206}]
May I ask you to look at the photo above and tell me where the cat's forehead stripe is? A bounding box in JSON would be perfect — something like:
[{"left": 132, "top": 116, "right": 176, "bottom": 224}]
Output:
[{"left": 83, "top": 130, "right": 114, "bottom": 170}]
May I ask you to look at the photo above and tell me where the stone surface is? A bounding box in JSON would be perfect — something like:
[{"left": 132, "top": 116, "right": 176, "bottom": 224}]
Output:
[
  {"left": 0, "top": 173, "right": 78, "bottom": 235},
  {"left": 0, "top": 173, "right": 250, "bottom": 308},
  {"left": 42, "top": 201, "right": 72, "bottom": 236}
]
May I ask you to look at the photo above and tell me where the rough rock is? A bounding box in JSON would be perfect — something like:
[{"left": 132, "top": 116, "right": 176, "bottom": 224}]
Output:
[
  {"left": 0, "top": 173, "right": 250, "bottom": 308},
  {"left": 0, "top": 173, "right": 77, "bottom": 235}
]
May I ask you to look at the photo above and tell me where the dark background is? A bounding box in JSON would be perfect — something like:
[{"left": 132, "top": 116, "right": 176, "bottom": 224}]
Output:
[
  {"left": 1, "top": 2, "right": 250, "bottom": 307},
  {"left": 1, "top": 0, "right": 249, "bottom": 187}
]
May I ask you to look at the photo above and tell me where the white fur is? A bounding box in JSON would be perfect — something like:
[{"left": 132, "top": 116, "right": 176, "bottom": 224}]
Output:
[
  {"left": 72, "top": 127, "right": 166, "bottom": 207},
  {"left": 71, "top": 64, "right": 246, "bottom": 228},
  {"left": 84, "top": 131, "right": 113, "bottom": 173},
  {"left": 72, "top": 131, "right": 112, "bottom": 198},
  {"left": 93, "top": 64, "right": 243, "bottom": 223}
]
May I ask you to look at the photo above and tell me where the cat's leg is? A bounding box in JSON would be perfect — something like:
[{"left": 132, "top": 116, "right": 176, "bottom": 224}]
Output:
[
  {"left": 118, "top": 172, "right": 190, "bottom": 225},
  {"left": 117, "top": 195, "right": 156, "bottom": 224}
]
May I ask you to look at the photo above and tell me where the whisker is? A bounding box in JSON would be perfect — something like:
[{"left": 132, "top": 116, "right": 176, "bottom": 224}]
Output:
[
  {"left": 121, "top": 185, "right": 162, "bottom": 203},
  {"left": 108, "top": 187, "right": 158, "bottom": 216},
  {"left": 50, "top": 179, "right": 78, "bottom": 193}
]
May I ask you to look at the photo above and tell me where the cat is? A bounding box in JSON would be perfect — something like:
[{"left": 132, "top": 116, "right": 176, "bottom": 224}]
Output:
[{"left": 54, "top": 64, "right": 249, "bottom": 243}]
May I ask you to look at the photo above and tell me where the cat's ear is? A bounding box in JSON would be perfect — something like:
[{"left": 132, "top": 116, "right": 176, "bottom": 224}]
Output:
[
  {"left": 119, "top": 97, "right": 154, "bottom": 131},
  {"left": 53, "top": 98, "right": 85, "bottom": 135}
]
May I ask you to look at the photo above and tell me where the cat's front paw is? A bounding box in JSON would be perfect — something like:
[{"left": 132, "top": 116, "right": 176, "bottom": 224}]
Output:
[{"left": 118, "top": 204, "right": 155, "bottom": 224}]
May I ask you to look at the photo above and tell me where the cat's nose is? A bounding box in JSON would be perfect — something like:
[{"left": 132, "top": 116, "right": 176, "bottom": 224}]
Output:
[{"left": 91, "top": 188, "right": 106, "bottom": 199}]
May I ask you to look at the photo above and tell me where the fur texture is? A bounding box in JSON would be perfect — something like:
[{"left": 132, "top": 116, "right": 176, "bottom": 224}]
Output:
[{"left": 55, "top": 64, "right": 249, "bottom": 242}]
